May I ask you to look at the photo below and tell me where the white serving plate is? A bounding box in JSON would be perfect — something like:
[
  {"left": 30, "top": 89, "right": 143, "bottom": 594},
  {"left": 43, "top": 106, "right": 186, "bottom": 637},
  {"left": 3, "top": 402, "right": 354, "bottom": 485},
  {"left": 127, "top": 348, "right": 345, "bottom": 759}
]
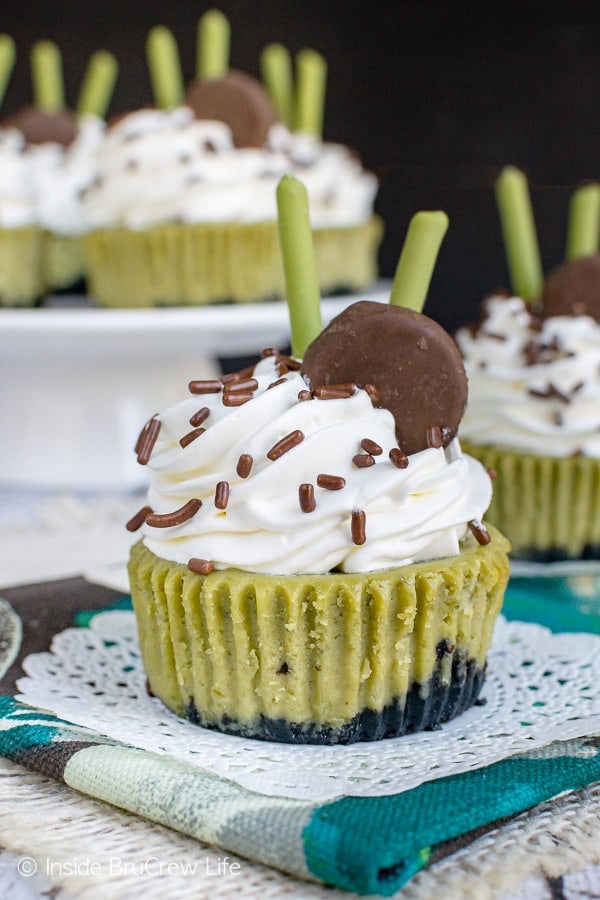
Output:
[{"left": 0, "top": 286, "right": 389, "bottom": 490}]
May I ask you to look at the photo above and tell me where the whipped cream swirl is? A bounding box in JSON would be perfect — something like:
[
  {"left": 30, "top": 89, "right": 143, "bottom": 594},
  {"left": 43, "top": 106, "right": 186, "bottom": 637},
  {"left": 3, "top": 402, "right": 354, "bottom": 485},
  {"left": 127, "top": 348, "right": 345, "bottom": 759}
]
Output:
[
  {"left": 456, "top": 295, "right": 600, "bottom": 457},
  {"left": 138, "top": 355, "right": 492, "bottom": 575},
  {"left": 29, "top": 115, "right": 105, "bottom": 236},
  {"left": 83, "top": 107, "right": 377, "bottom": 231},
  {"left": 0, "top": 117, "right": 104, "bottom": 234}
]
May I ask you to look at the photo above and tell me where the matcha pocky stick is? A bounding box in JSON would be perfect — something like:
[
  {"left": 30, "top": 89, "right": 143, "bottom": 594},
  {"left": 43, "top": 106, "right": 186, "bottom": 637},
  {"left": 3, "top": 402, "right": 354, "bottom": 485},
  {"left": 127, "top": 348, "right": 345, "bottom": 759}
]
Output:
[
  {"left": 260, "top": 43, "right": 294, "bottom": 127},
  {"left": 31, "top": 40, "right": 65, "bottom": 113},
  {"left": 390, "top": 211, "right": 448, "bottom": 312},
  {"left": 76, "top": 50, "right": 119, "bottom": 119},
  {"left": 566, "top": 183, "right": 600, "bottom": 261},
  {"left": 276, "top": 174, "right": 323, "bottom": 359},
  {"left": 146, "top": 26, "right": 184, "bottom": 110},
  {"left": 196, "top": 8, "right": 230, "bottom": 81},
  {"left": 0, "top": 34, "right": 15, "bottom": 110},
  {"left": 495, "top": 166, "right": 543, "bottom": 301},
  {"left": 295, "top": 49, "right": 326, "bottom": 138}
]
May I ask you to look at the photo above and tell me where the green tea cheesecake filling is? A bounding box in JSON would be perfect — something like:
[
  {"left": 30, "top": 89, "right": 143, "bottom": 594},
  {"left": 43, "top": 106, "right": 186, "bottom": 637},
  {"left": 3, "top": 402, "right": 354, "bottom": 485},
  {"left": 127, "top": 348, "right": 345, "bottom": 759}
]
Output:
[
  {"left": 127, "top": 342, "right": 509, "bottom": 743},
  {"left": 129, "top": 528, "right": 508, "bottom": 742}
]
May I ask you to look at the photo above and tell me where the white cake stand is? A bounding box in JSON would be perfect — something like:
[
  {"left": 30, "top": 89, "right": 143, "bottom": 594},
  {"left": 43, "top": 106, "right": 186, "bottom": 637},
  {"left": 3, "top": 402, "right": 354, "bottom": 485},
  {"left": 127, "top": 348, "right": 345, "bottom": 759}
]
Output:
[{"left": 1, "top": 287, "right": 389, "bottom": 490}]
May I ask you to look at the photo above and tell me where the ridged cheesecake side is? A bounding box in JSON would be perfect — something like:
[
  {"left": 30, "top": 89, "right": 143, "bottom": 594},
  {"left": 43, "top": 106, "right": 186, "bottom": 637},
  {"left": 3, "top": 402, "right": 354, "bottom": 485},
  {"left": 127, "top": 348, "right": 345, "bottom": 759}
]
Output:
[{"left": 129, "top": 526, "right": 509, "bottom": 744}]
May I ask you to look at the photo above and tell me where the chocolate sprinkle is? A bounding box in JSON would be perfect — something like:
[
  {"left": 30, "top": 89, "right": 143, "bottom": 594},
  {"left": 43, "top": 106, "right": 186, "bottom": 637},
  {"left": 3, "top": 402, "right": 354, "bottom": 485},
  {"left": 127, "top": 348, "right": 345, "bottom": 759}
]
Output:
[
  {"left": 486, "top": 466, "right": 497, "bottom": 480},
  {"left": 189, "top": 379, "right": 222, "bottom": 395},
  {"left": 299, "top": 483, "right": 316, "bottom": 513},
  {"left": 267, "top": 430, "right": 304, "bottom": 461},
  {"left": 312, "top": 384, "right": 355, "bottom": 400},
  {"left": 268, "top": 377, "right": 288, "bottom": 390},
  {"left": 298, "top": 389, "right": 313, "bottom": 401},
  {"left": 137, "top": 417, "right": 161, "bottom": 465},
  {"left": 351, "top": 509, "right": 367, "bottom": 545},
  {"left": 145, "top": 498, "right": 202, "bottom": 528},
  {"left": 468, "top": 520, "right": 491, "bottom": 545},
  {"left": 482, "top": 330, "right": 508, "bottom": 341},
  {"left": 223, "top": 392, "right": 254, "bottom": 407},
  {"left": 189, "top": 406, "right": 210, "bottom": 427},
  {"left": 389, "top": 447, "right": 409, "bottom": 468},
  {"left": 261, "top": 347, "right": 278, "bottom": 358},
  {"left": 528, "top": 383, "right": 571, "bottom": 404},
  {"left": 353, "top": 453, "right": 375, "bottom": 468},
  {"left": 215, "top": 481, "right": 230, "bottom": 509},
  {"left": 126, "top": 505, "right": 152, "bottom": 532},
  {"left": 278, "top": 355, "right": 301, "bottom": 371},
  {"left": 361, "top": 438, "right": 382, "bottom": 456},
  {"left": 236, "top": 454, "right": 253, "bottom": 478},
  {"left": 221, "top": 366, "right": 255, "bottom": 384},
  {"left": 364, "top": 383, "right": 381, "bottom": 403},
  {"left": 316, "top": 474, "right": 346, "bottom": 490},
  {"left": 188, "top": 558, "right": 214, "bottom": 575},
  {"left": 134, "top": 417, "right": 152, "bottom": 454},
  {"left": 179, "top": 427, "right": 206, "bottom": 448},
  {"left": 426, "top": 425, "right": 443, "bottom": 449},
  {"left": 224, "top": 377, "right": 258, "bottom": 393}
]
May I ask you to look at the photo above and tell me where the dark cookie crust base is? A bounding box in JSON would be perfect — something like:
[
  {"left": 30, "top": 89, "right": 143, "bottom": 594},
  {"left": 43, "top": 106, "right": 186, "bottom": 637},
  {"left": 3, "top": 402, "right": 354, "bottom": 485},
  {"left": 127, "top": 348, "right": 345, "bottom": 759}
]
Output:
[{"left": 182, "top": 650, "right": 487, "bottom": 745}]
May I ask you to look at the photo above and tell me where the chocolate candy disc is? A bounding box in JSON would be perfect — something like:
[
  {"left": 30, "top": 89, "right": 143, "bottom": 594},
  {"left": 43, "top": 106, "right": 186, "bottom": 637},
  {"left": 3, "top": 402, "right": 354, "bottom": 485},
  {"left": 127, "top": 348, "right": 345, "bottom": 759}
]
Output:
[
  {"left": 540, "top": 255, "right": 600, "bottom": 322},
  {"left": 185, "top": 69, "right": 279, "bottom": 148},
  {"left": 301, "top": 300, "right": 468, "bottom": 456},
  {"left": 3, "top": 106, "right": 78, "bottom": 146}
]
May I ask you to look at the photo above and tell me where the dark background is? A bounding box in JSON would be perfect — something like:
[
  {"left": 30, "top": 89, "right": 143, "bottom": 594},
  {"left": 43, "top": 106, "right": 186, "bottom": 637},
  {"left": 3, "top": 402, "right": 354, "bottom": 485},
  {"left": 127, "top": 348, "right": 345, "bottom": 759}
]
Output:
[{"left": 1, "top": 0, "right": 598, "bottom": 331}]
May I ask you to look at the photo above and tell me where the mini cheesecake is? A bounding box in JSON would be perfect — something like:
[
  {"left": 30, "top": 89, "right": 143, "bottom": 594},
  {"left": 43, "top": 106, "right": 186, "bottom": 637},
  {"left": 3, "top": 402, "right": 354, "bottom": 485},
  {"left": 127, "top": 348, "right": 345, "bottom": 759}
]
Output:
[{"left": 129, "top": 527, "right": 509, "bottom": 744}]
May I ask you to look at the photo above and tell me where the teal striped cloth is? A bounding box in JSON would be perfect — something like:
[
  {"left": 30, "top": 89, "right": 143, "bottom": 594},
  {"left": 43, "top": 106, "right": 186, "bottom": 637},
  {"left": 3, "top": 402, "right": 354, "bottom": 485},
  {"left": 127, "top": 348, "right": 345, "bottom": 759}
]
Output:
[{"left": 0, "top": 573, "right": 599, "bottom": 896}]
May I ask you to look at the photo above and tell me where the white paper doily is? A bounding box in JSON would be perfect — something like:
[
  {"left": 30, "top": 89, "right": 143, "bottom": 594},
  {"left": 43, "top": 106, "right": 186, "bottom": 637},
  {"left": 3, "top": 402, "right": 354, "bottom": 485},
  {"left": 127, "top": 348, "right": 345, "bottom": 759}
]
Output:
[{"left": 16, "top": 611, "right": 600, "bottom": 802}]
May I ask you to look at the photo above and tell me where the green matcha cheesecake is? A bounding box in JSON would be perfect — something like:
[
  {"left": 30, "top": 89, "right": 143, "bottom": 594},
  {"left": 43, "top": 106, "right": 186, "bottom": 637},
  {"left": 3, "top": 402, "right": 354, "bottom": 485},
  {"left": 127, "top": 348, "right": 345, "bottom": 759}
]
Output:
[
  {"left": 129, "top": 527, "right": 509, "bottom": 743},
  {"left": 84, "top": 217, "right": 382, "bottom": 308},
  {"left": 84, "top": 24, "right": 382, "bottom": 307},
  {"left": 125, "top": 190, "right": 509, "bottom": 743},
  {"left": 0, "top": 227, "right": 44, "bottom": 306}
]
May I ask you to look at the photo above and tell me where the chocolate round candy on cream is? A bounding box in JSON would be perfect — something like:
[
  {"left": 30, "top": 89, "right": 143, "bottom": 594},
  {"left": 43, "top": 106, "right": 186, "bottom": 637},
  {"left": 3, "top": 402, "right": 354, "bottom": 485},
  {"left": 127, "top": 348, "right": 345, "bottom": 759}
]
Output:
[
  {"left": 185, "top": 69, "right": 278, "bottom": 148},
  {"left": 3, "top": 106, "right": 78, "bottom": 146},
  {"left": 541, "top": 255, "right": 600, "bottom": 322},
  {"left": 302, "top": 300, "right": 468, "bottom": 456}
]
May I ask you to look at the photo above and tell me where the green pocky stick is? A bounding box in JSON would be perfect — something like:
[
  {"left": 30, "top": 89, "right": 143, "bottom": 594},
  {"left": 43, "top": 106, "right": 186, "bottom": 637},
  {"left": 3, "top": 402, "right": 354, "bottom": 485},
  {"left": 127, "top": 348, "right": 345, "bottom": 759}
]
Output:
[
  {"left": 146, "top": 26, "right": 184, "bottom": 109},
  {"left": 495, "top": 166, "right": 543, "bottom": 301},
  {"left": 390, "top": 211, "right": 448, "bottom": 312},
  {"left": 276, "top": 175, "right": 323, "bottom": 359}
]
